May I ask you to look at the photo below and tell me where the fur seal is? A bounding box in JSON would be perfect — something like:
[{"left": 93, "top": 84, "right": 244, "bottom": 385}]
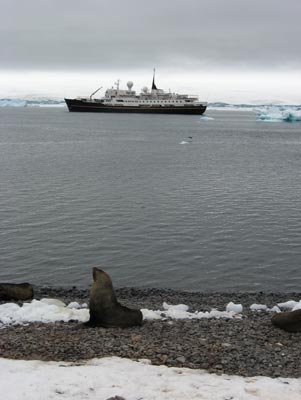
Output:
[
  {"left": 86, "top": 267, "right": 143, "bottom": 328},
  {"left": 271, "top": 309, "right": 301, "bottom": 333},
  {"left": 0, "top": 283, "right": 34, "bottom": 301}
]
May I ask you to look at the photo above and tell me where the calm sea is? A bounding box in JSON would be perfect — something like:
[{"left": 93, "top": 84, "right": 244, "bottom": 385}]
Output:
[{"left": 0, "top": 107, "right": 300, "bottom": 291}]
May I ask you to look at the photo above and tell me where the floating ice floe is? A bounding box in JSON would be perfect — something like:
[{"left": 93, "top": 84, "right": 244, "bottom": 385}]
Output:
[
  {"left": 255, "top": 106, "right": 301, "bottom": 122},
  {"left": 200, "top": 115, "right": 214, "bottom": 121}
]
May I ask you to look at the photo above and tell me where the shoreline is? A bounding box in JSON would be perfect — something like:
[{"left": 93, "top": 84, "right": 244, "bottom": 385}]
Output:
[
  {"left": 33, "top": 285, "right": 301, "bottom": 316},
  {"left": 1, "top": 286, "right": 300, "bottom": 378}
]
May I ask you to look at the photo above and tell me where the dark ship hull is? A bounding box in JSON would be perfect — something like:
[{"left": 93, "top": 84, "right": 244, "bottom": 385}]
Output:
[{"left": 64, "top": 98, "right": 207, "bottom": 115}]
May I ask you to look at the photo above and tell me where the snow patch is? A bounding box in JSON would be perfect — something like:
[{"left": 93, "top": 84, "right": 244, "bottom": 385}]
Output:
[
  {"left": 1, "top": 298, "right": 300, "bottom": 328},
  {"left": 0, "top": 357, "right": 299, "bottom": 400},
  {"left": 142, "top": 302, "right": 241, "bottom": 321},
  {"left": 226, "top": 302, "right": 243, "bottom": 314},
  {"left": 0, "top": 299, "right": 89, "bottom": 327},
  {"left": 277, "top": 300, "right": 301, "bottom": 311}
]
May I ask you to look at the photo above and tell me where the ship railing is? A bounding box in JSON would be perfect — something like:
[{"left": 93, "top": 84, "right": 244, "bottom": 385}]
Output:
[{"left": 177, "top": 94, "right": 198, "bottom": 99}]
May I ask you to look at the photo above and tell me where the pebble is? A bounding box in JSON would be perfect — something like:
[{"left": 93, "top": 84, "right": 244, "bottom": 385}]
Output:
[{"left": 0, "top": 286, "right": 300, "bottom": 378}]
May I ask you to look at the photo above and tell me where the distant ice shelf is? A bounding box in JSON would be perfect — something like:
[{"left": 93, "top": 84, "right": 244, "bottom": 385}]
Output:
[
  {"left": 1, "top": 98, "right": 300, "bottom": 123},
  {"left": 0, "top": 98, "right": 65, "bottom": 107}
]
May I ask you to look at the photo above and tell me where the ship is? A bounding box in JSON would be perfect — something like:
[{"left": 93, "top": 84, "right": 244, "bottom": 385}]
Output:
[{"left": 64, "top": 71, "right": 207, "bottom": 115}]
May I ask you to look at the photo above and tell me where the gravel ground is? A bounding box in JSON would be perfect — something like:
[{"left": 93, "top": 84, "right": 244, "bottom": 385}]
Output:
[{"left": 1, "top": 286, "right": 300, "bottom": 378}]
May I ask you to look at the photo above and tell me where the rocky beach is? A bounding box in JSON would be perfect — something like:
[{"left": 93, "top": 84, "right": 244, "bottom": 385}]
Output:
[{"left": 1, "top": 286, "right": 300, "bottom": 379}]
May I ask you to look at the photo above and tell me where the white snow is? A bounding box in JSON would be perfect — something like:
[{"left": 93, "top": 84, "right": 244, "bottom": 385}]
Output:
[
  {"left": 270, "top": 306, "right": 281, "bottom": 313},
  {"left": 142, "top": 301, "right": 242, "bottom": 321},
  {"left": 277, "top": 300, "right": 301, "bottom": 311},
  {"left": 1, "top": 297, "right": 301, "bottom": 399},
  {"left": 226, "top": 302, "right": 243, "bottom": 314},
  {"left": 0, "top": 299, "right": 89, "bottom": 327},
  {"left": 64, "top": 301, "right": 88, "bottom": 310},
  {"left": 292, "top": 303, "right": 301, "bottom": 311},
  {"left": 250, "top": 304, "right": 268, "bottom": 311},
  {"left": 250, "top": 304, "right": 283, "bottom": 313},
  {"left": 0, "top": 357, "right": 299, "bottom": 400},
  {"left": 2, "top": 297, "right": 301, "bottom": 328},
  {"left": 0, "top": 300, "right": 244, "bottom": 328}
]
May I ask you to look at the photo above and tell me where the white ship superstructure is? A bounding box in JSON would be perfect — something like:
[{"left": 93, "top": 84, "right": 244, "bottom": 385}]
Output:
[
  {"left": 65, "top": 71, "right": 207, "bottom": 115},
  {"left": 98, "top": 77, "right": 205, "bottom": 108}
]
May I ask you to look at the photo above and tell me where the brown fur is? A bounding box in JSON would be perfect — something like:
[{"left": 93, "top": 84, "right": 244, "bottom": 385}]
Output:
[
  {"left": 0, "top": 283, "right": 34, "bottom": 301},
  {"left": 86, "top": 267, "right": 143, "bottom": 328},
  {"left": 271, "top": 309, "right": 301, "bottom": 333}
]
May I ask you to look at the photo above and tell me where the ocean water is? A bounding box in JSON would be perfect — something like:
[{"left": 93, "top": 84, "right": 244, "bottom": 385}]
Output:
[{"left": 0, "top": 107, "right": 300, "bottom": 291}]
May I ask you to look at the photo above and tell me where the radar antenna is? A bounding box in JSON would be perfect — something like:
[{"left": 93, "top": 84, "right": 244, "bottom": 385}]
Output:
[{"left": 89, "top": 86, "right": 102, "bottom": 100}]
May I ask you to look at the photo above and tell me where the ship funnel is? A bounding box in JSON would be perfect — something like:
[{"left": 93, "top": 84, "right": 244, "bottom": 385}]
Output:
[{"left": 152, "top": 68, "right": 157, "bottom": 90}]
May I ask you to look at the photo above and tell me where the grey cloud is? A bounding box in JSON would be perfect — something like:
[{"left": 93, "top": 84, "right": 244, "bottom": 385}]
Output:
[{"left": 1, "top": 0, "right": 301, "bottom": 71}]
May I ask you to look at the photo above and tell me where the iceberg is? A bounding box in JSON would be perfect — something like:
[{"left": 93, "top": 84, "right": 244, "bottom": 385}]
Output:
[
  {"left": 0, "top": 98, "right": 65, "bottom": 107},
  {"left": 256, "top": 106, "right": 301, "bottom": 122}
]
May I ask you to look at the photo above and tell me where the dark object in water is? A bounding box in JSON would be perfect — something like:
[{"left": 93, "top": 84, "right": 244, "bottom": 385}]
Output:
[
  {"left": 0, "top": 283, "right": 34, "bottom": 301},
  {"left": 85, "top": 267, "right": 143, "bottom": 328},
  {"left": 271, "top": 309, "right": 301, "bottom": 332}
]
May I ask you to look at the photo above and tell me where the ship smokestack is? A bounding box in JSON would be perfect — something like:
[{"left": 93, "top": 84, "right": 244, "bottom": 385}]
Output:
[{"left": 152, "top": 68, "right": 157, "bottom": 90}]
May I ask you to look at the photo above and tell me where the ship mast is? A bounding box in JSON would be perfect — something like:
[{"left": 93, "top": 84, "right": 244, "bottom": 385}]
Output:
[{"left": 152, "top": 68, "right": 157, "bottom": 90}]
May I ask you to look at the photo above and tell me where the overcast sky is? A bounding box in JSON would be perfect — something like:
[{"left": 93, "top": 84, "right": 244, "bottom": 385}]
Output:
[{"left": 1, "top": 0, "right": 301, "bottom": 102}]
